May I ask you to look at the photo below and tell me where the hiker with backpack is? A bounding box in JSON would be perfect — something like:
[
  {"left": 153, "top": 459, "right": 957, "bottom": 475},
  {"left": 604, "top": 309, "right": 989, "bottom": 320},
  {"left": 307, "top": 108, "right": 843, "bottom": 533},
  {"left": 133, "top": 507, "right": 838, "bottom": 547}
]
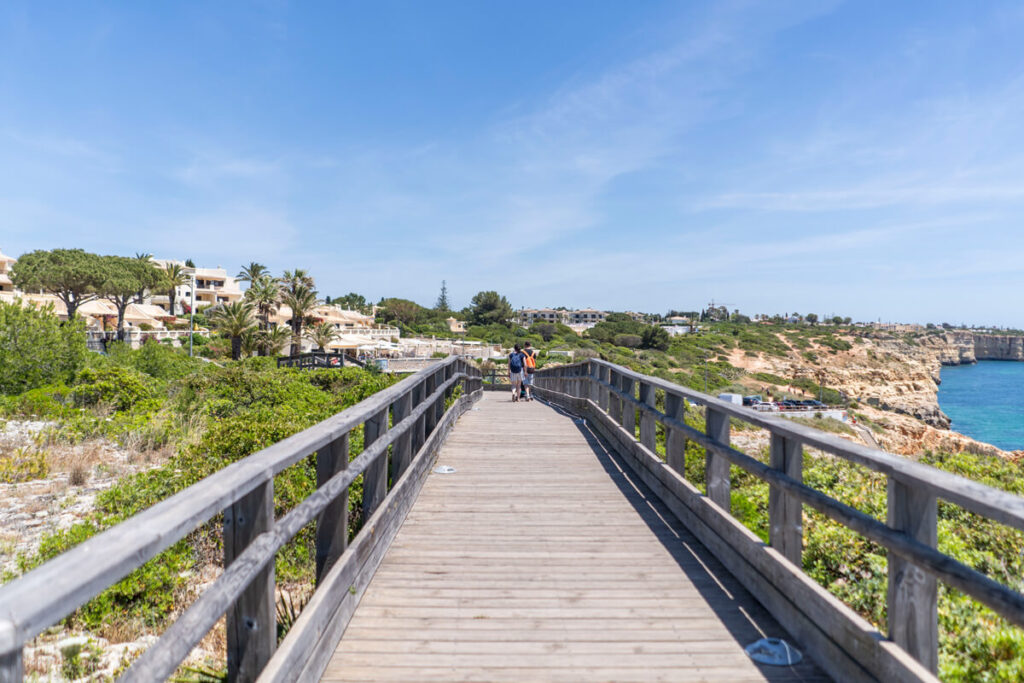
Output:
[
  {"left": 508, "top": 344, "right": 526, "bottom": 402},
  {"left": 522, "top": 341, "right": 536, "bottom": 402}
]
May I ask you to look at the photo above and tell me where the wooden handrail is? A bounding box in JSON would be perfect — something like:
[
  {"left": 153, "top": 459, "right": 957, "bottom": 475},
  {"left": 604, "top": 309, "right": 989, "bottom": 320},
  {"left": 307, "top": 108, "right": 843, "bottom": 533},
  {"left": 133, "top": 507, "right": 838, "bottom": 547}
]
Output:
[
  {"left": 534, "top": 359, "right": 1024, "bottom": 678},
  {"left": 581, "top": 360, "right": 1024, "bottom": 531},
  {"left": 0, "top": 356, "right": 483, "bottom": 682}
]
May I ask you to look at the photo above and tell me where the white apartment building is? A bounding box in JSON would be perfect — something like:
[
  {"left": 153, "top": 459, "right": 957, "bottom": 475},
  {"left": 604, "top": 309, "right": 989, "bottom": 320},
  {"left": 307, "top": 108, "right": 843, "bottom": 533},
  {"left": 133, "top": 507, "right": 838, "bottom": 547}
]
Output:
[
  {"left": 0, "top": 249, "right": 15, "bottom": 293},
  {"left": 570, "top": 308, "right": 607, "bottom": 325},
  {"left": 518, "top": 308, "right": 569, "bottom": 326},
  {"left": 150, "top": 260, "right": 245, "bottom": 314}
]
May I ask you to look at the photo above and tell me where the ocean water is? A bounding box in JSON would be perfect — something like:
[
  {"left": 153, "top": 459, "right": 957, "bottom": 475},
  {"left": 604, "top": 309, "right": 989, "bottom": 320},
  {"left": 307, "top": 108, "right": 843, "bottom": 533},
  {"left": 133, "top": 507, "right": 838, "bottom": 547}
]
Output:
[{"left": 937, "top": 361, "right": 1024, "bottom": 451}]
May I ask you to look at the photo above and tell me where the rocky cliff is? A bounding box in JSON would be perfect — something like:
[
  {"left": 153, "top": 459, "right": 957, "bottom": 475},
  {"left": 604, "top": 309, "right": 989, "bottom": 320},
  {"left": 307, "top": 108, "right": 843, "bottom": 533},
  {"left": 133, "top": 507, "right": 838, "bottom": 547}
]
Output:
[
  {"left": 973, "top": 334, "right": 1024, "bottom": 361},
  {"left": 930, "top": 331, "right": 1024, "bottom": 365},
  {"left": 729, "top": 328, "right": 1024, "bottom": 458}
]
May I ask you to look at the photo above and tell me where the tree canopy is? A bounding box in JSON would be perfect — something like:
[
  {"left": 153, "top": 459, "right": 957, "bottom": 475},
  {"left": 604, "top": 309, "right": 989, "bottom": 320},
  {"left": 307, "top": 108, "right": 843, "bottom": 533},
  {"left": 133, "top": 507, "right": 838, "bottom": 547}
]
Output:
[
  {"left": 99, "top": 255, "right": 164, "bottom": 338},
  {"left": 332, "top": 292, "right": 369, "bottom": 313},
  {"left": 10, "top": 248, "right": 105, "bottom": 319},
  {"left": 467, "top": 291, "right": 513, "bottom": 327}
]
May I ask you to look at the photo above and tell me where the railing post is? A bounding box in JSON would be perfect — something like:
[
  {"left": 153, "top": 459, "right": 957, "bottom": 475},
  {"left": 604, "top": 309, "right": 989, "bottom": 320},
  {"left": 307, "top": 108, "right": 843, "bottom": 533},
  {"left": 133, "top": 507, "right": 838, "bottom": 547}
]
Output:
[
  {"left": 588, "top": 362, "right": 599, "bottom": 406},
  {"left": 412, "top": 382, "right": 427, "bottom": 456},
  {"left": 608, "top": 370, "right": 623, "bottom": 424},
  {"left": 704, "top": 406, "right": 731, "bottom": 510},
  {"left": 620, "top": 375, "right": 636, "bottom": 437},
  {"left": 769, "top": 434, "right": 803, "bottom": 566},
  {"left": 664, "top": 392, "right": 686, "bottom": 476},
  {"left": 1, "top": 646, "right": 23, "bottom": 683},
  {"left": 362, "top": 407, "right": 389, "bottom": 519},
  {"left": 887, "top": 478, "right": 938, "bottom": 673},
  {"left": 598, "top": 364, "right": 610, "bottom": 413},
  {"left": 638, "top": 381, "right": 656, "bottom": 451},
  {"left": 424, "top": 372, "right": 438, "bottom": 434},
  {"left": 224, "top": 480, "right": 275, "bottom": 682},
  {"left": 390, "top": 391, "right": 413, "bottom": 481},
  {"left": 316, "top": 434, "right": 349, "bottom": 582}
]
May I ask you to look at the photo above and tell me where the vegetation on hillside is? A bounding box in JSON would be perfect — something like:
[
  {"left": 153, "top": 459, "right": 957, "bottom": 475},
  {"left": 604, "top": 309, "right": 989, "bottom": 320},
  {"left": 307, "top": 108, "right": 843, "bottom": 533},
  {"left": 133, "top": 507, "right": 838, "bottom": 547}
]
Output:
[{"left": 1, "top": 314, "right": 396, "bottom": 642}]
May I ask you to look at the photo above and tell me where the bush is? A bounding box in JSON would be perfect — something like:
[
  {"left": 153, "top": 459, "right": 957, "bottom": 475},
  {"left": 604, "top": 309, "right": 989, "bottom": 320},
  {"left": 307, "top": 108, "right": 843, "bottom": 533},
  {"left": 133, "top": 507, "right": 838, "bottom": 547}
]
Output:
[
  {"left": 0, "top": 447, "right": 49, "bottom": 483},
  {"left": 613, "top": 334, "right": 642, "bottom": 348},
  {"left": 0, "top": 300, "right": 87, "bottom": 395},
  {"left": 72, "top": 366, "right": 156, "bottom": 411},
  {"left": 107, "top": 341, "right": 205, "bottom": 381},
  {"left": 4, "top": 384, "right": 73, "bottom": 418}
]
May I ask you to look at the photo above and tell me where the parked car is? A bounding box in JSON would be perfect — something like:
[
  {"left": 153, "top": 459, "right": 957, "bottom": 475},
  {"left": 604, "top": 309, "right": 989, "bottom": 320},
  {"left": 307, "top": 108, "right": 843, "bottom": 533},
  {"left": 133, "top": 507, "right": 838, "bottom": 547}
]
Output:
[
  {"left": 742, "top": 395, "right": 763, "bottom": 406},
  {"left": 753, "top": 402, "right": 778, "bottom": 412}
]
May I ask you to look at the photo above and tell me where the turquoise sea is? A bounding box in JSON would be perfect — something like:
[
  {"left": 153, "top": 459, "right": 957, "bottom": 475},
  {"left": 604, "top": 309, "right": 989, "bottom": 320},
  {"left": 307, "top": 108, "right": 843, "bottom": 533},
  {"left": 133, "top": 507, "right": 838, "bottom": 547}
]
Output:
[{"left": 937, "top": 361, "right": 1024, "bottom": 451}]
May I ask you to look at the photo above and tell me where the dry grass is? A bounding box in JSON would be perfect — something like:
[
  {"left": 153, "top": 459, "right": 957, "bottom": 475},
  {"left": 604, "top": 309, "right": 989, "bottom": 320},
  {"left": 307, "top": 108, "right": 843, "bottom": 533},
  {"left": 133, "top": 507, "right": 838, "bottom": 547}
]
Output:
[
  {"left": 47, "top": 441, "right": 108, "bottom": 476},
  {"left": 194, "top": 616, "right": 227, "bottom": 663},
  {"left": 98, "top": 617, "right": 150, "bottom": 645}
]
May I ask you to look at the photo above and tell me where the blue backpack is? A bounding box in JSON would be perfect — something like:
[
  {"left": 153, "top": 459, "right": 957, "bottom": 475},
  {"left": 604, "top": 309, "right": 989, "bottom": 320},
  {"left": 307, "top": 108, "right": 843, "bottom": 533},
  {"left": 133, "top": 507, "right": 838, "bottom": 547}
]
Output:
[{"left": 509, "top": 352, "right": 524, "bottom": 373}]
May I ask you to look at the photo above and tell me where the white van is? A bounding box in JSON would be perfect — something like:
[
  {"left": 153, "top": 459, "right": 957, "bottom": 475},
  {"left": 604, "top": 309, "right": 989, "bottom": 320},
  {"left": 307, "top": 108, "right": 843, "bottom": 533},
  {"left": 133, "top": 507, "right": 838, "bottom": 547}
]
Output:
[{"left": 717, "top": 393, "right": 743, "bottom": 405}]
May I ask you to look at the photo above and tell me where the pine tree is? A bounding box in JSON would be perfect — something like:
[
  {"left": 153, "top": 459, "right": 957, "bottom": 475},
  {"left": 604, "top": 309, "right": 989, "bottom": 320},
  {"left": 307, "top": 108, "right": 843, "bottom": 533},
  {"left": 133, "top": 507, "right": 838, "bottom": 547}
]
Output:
[{"left": 435, "top": 280, "right": 450, "bottom": 312}]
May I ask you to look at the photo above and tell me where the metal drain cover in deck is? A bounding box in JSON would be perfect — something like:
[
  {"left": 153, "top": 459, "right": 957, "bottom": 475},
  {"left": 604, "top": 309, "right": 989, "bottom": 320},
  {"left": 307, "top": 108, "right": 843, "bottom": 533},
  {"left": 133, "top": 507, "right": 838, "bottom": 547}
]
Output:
[
  {"left": 433, "top": 465, "right": 457, "bottom": 474},
  {"left": 745, "top": 638, "right": 802, "bottom": 665}
]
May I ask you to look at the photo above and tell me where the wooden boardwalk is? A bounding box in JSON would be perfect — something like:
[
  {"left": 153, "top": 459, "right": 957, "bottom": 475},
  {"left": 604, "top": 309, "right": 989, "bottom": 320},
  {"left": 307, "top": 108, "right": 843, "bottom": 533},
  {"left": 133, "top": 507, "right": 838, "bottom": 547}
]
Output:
[{"left": 321, "top": 393, "right": 828, "bottom": 682}]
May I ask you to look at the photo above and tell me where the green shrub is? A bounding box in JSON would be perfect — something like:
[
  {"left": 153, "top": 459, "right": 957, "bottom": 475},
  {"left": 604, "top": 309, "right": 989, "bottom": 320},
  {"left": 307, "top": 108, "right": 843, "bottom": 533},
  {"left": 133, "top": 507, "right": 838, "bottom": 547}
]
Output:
[
  {"left": 60, "top": 638, "right": 103, "bottom": 680},
  {"left": 0, "top": 300, "right": 87, "bottom": 395},
  {"left": 4, "top": 384, "right": 73, "bottom": 418},
  {"left": 0, "top": 447, "right": 49, "bottom": 483},
  {"left": 72, "top": 366, "right": 156, "bottom": 411},
  {"left": 107, "top": 340, "right": 206, "bottom": 381}
]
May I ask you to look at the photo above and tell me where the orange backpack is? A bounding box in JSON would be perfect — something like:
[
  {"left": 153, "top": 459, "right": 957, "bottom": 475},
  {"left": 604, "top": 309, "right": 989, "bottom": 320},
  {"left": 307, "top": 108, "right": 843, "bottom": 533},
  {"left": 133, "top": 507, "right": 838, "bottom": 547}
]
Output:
[{"left": 523, "top": 350, "right": 536, "bottom": 370}]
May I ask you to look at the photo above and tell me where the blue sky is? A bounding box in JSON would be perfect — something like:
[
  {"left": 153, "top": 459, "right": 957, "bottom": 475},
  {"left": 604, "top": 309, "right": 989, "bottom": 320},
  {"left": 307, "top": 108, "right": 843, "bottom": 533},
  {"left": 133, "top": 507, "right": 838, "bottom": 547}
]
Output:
[{"left": 2, "top": 1, "right": 1024, "bottom": 325}]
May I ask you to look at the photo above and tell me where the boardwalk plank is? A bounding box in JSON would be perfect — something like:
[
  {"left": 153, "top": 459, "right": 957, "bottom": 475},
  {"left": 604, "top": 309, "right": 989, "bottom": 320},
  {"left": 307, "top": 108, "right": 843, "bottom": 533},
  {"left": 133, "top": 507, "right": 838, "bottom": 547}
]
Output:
[{"left": 321, "top": 394, "right": 827, "bottom": 682}]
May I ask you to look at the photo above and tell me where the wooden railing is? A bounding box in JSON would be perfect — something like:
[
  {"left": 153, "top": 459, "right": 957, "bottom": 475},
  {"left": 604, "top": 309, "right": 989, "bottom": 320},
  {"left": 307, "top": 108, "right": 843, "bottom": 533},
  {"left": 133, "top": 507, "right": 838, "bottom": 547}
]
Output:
[
  {"left": 0, "top": 357, "right": 482, "bottom": 682},
  {"left": 534, "top": 360, "right": 1024, "bottom": 683},
  {"left": 276, "top": 351, "right": 364, "bottom": 369}
]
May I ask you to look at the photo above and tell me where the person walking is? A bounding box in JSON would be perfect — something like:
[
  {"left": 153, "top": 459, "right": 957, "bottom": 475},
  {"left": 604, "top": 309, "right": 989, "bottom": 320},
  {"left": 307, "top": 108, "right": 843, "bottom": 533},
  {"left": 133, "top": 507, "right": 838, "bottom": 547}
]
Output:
[
  {"left": 508, "top": 344, "right": 526, "bottom": 402},
  {"left": 522, "top": 341, "right": 537, "bottom": 401}
]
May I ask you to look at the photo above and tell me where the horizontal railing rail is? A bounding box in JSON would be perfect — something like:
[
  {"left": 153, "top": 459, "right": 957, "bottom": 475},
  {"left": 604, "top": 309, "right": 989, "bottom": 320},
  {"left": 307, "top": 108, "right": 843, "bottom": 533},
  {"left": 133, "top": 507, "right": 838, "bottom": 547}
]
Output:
[
  {"left": 0, "top": 356, "right": 483, "bottom": 682},
  {"left": 276, "top": 351, "right": 365, "bottom": 369},
  {"left": 534, "top": 359, "right": 1024, "bottom": 680}
]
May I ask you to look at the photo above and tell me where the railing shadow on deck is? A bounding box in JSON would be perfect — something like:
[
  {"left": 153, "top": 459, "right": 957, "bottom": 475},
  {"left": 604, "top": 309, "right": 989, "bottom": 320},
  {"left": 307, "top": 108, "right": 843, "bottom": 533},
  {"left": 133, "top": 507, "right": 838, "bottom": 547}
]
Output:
[
  {"left": 540, "top": 399, "right": 825, "bottom": 681},
  {"left": 533, "top": 359, "right": 1024, "bottom": 683},
  {"left": 0, "top": 357, "right": 483, "bottom": 683}
]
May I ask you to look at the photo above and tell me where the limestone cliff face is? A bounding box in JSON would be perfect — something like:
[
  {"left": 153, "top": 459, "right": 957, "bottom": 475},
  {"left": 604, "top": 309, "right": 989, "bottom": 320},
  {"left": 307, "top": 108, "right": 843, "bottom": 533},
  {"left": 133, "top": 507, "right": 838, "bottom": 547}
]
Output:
[
  {"left": 923, "top": 331, "right": 1024, "bottom": 365},
  {"left": 928, "top": 331, "right": 976, "bottom": 366},
  {"left": 974, "top": 334, "right": 1024, "bottom": 361}
]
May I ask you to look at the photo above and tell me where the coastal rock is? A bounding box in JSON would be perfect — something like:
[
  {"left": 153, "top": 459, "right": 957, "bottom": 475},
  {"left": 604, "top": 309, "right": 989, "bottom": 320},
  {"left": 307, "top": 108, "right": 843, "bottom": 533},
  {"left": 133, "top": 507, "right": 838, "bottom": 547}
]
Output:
[
  {"left": 974, "top": 334, "right": 1024, "bottom": 361},
  {"left": 728, "top": 328, "right": 1017, "bottom": 457}
]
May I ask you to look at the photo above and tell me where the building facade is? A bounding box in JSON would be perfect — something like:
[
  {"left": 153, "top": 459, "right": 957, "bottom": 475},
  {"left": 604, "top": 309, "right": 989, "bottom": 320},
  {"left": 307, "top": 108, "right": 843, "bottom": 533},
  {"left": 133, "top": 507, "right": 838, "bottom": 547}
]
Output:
[{"left": 0, "top": 249, "right": 15, "bottom": 293}]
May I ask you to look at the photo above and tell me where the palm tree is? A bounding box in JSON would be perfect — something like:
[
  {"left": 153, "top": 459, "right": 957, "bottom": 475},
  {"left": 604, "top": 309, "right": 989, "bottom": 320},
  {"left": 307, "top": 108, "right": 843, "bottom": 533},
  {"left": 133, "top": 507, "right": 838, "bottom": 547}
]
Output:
[
  {"left": 209, "top": 301, "right": 256, "bottom": 361},
  {"left": 240, "top": 327, "right": 260, "bottom": 358},
  {"left": 260, "top": 325, "right": 292, "bottom": 356},
  {"left": 281, "top": 285, "right": 319, "bottom": 355},
  {"left": 134, "top": 252, "right": 154, "bottom": 303},
  {"left": 244, "top": 275, "right": 281, "bottom": 333},
  {"left": 281, "top": 268, "right": 315, "bottom": 294},
  {"left": 236, "top": 262, "right": 269, "bottom": 287},
  {"left": 307, "top": 321, "right": 338, "bottom": 352},
  {"left": 163, "top": 263, "right": 188, "bottom": 316}
]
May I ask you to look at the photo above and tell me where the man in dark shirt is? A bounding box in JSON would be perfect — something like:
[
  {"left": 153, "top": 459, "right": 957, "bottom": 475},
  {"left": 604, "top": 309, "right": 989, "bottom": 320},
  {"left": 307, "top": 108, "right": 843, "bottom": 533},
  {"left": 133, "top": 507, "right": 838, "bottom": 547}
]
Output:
[{"left": 508, "top": 344, "right": 525, "bottom": 402}]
